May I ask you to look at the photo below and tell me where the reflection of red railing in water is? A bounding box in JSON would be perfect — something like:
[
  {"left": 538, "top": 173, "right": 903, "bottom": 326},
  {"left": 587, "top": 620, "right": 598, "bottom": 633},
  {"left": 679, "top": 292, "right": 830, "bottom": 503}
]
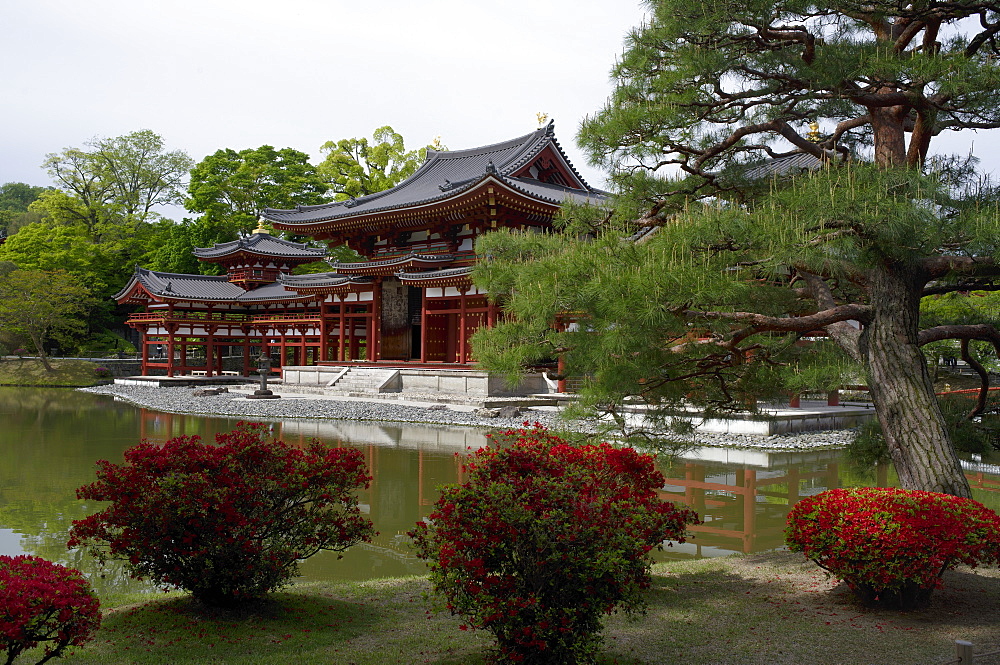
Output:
[
  {"left": 661, "top": 462, "right": 1000, "bottom": 556},
  {"left": 659, "top": 463, "right": 840, "bottom": 555}
]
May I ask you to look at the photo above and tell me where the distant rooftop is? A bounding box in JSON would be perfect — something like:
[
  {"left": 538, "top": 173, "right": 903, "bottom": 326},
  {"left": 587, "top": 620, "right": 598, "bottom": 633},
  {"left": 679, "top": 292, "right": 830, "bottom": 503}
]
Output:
[
  {"left": 116, "top": 267, "right": 316, "bottom": 303},
  {"left": 192, "top": 231, "right": 327, "bottom": 261}
]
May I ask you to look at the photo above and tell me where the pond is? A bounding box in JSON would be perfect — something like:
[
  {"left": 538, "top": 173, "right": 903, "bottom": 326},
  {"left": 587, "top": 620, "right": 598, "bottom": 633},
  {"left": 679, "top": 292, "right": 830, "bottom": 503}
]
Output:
[{"left": 2, "top": 387, "right": 999, "bottom": 599}]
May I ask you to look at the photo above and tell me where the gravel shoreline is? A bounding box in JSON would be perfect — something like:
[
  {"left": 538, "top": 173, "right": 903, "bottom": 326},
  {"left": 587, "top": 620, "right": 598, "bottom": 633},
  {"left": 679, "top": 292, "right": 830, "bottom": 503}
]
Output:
[{"left": 79, "top": 384, "right": 856, "bottom": 451}]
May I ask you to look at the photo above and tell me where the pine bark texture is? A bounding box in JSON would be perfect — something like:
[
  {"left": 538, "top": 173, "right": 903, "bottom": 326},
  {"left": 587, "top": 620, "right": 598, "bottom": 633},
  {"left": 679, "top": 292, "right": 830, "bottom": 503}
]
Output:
[{"left": 857, "top": 265, "right": 972, "bottom": 498}]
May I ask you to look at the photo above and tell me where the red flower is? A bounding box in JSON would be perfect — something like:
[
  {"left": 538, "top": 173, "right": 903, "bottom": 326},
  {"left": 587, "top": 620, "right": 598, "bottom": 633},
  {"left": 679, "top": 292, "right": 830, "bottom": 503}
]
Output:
[
  {"left": 786, "top": 487, "right": 1000, "bottom": 608},
  {"left": 68, "top": 422, "right": 374, "bottom": 608},
  {"left": 0, "top": 555, "right": 101, "bottom": 664}
]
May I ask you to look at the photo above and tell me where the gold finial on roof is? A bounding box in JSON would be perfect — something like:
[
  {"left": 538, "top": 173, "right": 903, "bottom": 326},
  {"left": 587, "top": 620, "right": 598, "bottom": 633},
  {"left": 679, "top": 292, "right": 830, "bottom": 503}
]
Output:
[
  {"left": 807, "top": 121, "right": 822, "bottom": 143},
  {"left": 537, "top": 112, "right": 549, "bottom": 127},
  {"left": 252, "top": 219, "right": 270, "bottom": 235}
]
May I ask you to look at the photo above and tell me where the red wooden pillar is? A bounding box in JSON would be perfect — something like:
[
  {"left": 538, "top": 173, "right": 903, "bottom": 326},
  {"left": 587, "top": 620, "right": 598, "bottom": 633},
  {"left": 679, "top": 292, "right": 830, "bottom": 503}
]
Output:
[
  {"left": 338, "top": 301, "right": 347, "bottom": 362},
  {"left": 827, "top": 390, "right": 840, "bottom": 406},
  {"left": 458, "top": 287, "right": 468, "bottom": 364},
  {"left": 140, "top": 332, "right": 149, "bottom": 375},
  {"left": 165, "top": 306, "right": 176, "bottom": 377},
  {"left": 487, "top": 299, "right": 497, "bottom": 328},
  {"left": 420, "top": 288, "right": 427, "bottom": 363},
  {"left": 320, "top": 302, "right": 329, "bottom": 362},
  {"left": 372, "top": 283, "right": 381, "bottom": 361},
  {"left": 166, "top": 328, "right": 176, "bottom": 377}
]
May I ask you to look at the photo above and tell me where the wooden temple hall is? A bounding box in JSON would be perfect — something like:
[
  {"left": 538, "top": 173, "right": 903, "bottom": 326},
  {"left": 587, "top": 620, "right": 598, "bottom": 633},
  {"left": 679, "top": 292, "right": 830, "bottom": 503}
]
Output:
[{"left": 116, "top": 123, "right": 606, "bottom": 380}]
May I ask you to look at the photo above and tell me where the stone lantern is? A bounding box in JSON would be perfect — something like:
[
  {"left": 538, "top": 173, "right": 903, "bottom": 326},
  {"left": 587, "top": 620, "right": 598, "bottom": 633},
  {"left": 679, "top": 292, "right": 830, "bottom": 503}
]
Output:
[{"left": 246, "top": 349, "right": 280, "bottom": 399}]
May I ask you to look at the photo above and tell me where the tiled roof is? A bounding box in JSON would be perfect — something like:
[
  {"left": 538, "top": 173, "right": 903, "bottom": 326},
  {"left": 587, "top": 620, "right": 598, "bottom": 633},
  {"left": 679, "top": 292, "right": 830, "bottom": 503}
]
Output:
[
  {"left": 262, "top": 123, "right": 607, "bottom": 226},
  {"left": 742, "top": 152, "right": 824, "bottom": 180},
  {"left": 397, "top": 266, "right": 474, "bottom": 283},
  {"left": 192, "top": 233, "right": 327, "bottom": 260},
  {"left": 115, "top": 268, "right": 314, "bottom": 303},
  {"left": 331, "top": 253, "right": 455, "bottom": 274},
  {"left": 278, "top": 273, "right": 375, "bottom": 290},
  {"left": 504, "top": 177, "right": 607, "bottom": 206}
]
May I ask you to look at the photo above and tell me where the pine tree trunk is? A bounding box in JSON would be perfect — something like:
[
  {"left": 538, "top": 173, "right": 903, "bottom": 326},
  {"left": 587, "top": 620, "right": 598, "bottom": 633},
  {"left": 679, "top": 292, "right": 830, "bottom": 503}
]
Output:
[
  {"left": 860, "top": 265, "right": 972, "bottom": 497},
  {"left": 859, "top": 266, "right": 971, "bottom": 498}
]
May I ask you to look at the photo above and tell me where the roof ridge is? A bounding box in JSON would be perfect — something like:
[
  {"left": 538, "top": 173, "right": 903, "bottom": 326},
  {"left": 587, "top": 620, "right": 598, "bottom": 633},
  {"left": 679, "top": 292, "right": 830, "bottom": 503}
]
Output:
[
  {"left": 435, "top": 126, "right": 548, "bottom": 161},
  {"left": 265, "top": 126, "right": 549, "bottom": 218},
  {"left": 142, "top": 269, "right": 231, "bottom": 280}
]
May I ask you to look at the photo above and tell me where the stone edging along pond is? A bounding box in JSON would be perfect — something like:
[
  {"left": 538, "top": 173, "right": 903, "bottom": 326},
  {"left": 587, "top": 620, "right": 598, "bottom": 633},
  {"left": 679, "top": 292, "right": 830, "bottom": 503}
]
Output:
[{"left": 79, "top": 384, "right": 856, "bottom": 451}]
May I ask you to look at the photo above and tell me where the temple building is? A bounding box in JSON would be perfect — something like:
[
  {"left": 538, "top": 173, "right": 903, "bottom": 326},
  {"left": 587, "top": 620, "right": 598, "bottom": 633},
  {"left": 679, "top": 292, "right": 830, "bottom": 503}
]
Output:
[{"left": 116, "top": 123, "right": 606, "bottom": 388}]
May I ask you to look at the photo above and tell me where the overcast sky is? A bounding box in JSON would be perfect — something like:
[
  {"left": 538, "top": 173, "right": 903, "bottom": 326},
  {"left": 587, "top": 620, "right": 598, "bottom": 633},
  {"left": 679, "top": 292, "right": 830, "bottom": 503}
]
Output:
[
  {"left": 4, "top": 0, "right": 999, "bottom": 209},
  {"left": 1, "top": 0, "right": 648, "bottom": 204}
]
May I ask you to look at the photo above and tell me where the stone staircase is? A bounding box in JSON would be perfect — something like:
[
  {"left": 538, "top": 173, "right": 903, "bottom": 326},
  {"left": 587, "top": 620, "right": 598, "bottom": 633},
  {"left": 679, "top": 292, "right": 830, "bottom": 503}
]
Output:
[{"left": 327, "top": 367, "right": 401, "bottom": 395}]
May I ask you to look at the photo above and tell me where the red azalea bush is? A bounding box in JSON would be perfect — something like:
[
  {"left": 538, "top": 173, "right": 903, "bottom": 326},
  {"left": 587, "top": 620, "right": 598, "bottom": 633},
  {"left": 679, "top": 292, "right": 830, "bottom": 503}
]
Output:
[
  {"left": 409, "top": 425, "right": 700, "bottom": 665},
  {"left": 785, "top": 487, "right": 1000, "bottom": 608},
  {"left": 68, "top": 422, "right": 374, "bottom": 608},
  {"left": 0, "top": 555, "right": 101, "bottom": 665}
]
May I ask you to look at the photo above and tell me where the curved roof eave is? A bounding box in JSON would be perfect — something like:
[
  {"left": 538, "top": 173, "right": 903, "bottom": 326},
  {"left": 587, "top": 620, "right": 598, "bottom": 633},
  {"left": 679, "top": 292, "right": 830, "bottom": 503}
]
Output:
[
  {"left": 267, "top": 173, "right": 590, "bottom": 233},
  {"left": 192, "top": 234, "right": 327, "bottom": 260},
  {"left": 263, "top": 123, "right": 600, "bottom": 227}
]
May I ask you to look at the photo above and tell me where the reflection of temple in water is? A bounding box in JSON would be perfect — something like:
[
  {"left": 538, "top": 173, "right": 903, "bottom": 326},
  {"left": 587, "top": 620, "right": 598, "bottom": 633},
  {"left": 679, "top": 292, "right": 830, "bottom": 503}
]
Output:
[
  {"left": 136, "top": 407, "right": 479, "bottom": 580},
  {"left": 135, "top": 408, "right": 1000, "bottom": 576},
  {"left": 658, "top": 447, "right": 1000, "bottom": 560},
  {"left": 657, "top": 448, "right": 845, "bottom": 559}
]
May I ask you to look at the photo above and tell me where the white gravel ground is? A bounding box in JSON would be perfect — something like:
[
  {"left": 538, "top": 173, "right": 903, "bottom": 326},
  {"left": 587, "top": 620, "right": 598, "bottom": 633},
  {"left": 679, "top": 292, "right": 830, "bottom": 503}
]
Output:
[{"left": 79, "top": 384, "right": 856, "bottom": 451}]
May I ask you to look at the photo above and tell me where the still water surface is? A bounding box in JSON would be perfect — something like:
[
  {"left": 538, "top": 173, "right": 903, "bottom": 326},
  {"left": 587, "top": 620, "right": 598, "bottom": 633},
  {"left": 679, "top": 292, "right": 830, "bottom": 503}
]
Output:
[{"left": 2, "top": 387, "right": 999, "bottom": 598}]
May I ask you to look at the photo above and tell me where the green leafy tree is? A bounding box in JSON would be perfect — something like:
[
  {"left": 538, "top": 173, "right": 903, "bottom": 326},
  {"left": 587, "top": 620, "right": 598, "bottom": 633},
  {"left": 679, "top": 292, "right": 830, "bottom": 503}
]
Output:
[
  {"left": 0, "top": 220, "right": 122, "bottom": 335},
  {"left": 0, "top": 182, "right": 47, "bottom": 211},
  {"left": 38, "top": 130, "right": 193, "bottom": 240},
  {"left": 186, "top": 145, "right": 329, "bottom": 238},
  {"left": 0, "top": 269, "right": 93, "bottom": 371},
  {"left": 141, "top": 217, "right": 235, "bottom": 275},
  {"left": 0, "top": 183, "right": 47, "bottom": 234},
  {"left": 318, "top": 126, "right": 437, "bottom": 201},
  {"left": 0, "top": 222, "right": 103, "bottom": 284},
  {"left": 474, "top": 0, "right": 1000, "bottom": 498}
]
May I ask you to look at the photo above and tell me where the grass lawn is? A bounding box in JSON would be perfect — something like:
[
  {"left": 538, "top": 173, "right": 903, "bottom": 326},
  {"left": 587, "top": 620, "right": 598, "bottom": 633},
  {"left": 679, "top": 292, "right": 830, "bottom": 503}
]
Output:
[
  {"left": 0, "top": 358, "right": 104, "bottom": 387},
  {"left": 40, "top": 552, "right": 1000, "bottom": 665}
]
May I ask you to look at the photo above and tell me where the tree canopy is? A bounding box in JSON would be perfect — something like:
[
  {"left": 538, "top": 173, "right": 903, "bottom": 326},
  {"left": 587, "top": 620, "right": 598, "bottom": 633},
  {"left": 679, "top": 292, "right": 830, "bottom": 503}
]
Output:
[
  {"left": 0, "top": 269, "right": 94, "bottom": 370},
  {"left": 38, "top": 130, "right": 193, "bottom": 240},
  {"left": 580, "top": 0, "right": 1000, "bottom": 203},
  {"left": 473, "top": 0, "right": 1000, "bottom": 498},
  {"left": 318, "top": 126, "right": 437, "bottom": 201},
  {"left": 186, "top": 145, "right": 329, "bottom": 238},
  {"left": 0, "top": 182, "right": 47, "bottom": 235}
]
